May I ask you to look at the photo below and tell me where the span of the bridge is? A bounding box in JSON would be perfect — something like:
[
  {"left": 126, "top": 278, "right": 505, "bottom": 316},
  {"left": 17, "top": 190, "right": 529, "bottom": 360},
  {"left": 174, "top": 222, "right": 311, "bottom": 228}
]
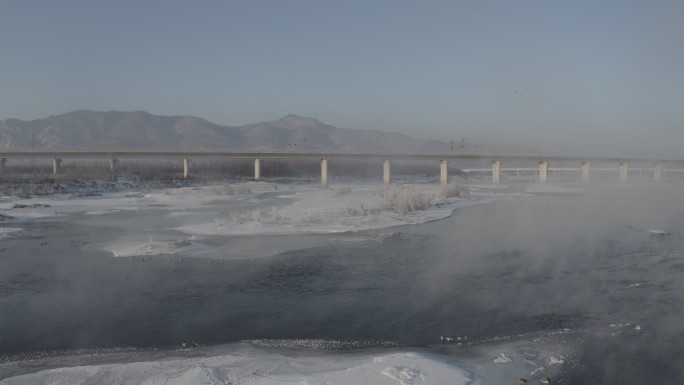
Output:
[{"left": 1, "top": 149, "right": 683, "bottom": 186}]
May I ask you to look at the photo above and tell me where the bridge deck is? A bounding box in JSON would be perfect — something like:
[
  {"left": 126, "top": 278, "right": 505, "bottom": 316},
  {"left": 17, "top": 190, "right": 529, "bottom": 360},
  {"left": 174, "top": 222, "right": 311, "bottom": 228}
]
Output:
[{"left": 0, "top": 149, "right": 682, "bottom": 164}]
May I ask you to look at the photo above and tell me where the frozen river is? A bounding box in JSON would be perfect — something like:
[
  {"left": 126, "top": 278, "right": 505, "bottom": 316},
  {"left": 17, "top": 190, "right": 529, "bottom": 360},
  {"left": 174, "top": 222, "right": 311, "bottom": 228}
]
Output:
[{"left": 1, "top": 180, "right": 683, "bottom": 384}]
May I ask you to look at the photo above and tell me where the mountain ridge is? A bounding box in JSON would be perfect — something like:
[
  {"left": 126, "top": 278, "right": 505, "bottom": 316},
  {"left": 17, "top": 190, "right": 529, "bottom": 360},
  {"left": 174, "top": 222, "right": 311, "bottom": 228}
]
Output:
[
  {"left": 0, "top": 110, "right": 531, "bottom": 154},
  {"left": 0, "top": 110, "right": 453, "bottom": 152}
]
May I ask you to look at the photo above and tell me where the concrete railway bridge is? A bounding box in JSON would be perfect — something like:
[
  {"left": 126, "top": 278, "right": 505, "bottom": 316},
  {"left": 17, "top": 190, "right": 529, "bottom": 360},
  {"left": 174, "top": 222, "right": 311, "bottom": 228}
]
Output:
[{"left": 1, "top": 149, "right": 683, "bottom": 187}]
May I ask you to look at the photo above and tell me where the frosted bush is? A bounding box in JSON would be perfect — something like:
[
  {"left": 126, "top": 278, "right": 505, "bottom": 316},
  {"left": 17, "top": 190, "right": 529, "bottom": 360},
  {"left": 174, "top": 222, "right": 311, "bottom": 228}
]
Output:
[
  {"left": 337, "top": 204, "right": 368, "bottom": 217},
  {"left": 441, "top": 182, "right": 469, "bottom": 198},
  {"left": 230, "top": 212, "right": 243, "bottom": 224},
  {"left": 220, "top": 210, "right": 263, "bottom": 225},
  {"left": 251, "top": 210, "right": 263, "bottom": 224},
  {"left": 215, "top": 211, "right": 246, "bottom": 226},
  {"left": 380, "top": 186, "right": 431, "bottom": 215},
  {"left": 300, "top": 211, "right": 329, "bottom": 224},
  {"left": 271, "top": 207, "right": 285, "bottom": 221}
]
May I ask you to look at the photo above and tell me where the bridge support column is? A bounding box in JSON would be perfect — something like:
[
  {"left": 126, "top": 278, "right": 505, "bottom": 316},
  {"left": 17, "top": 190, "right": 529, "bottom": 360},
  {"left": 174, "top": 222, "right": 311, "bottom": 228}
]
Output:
[
  {"left": 0, "top": 158, "right": 6, "bottom": 172},
  {"left": 321, "top": 158, "right": 328, "bottom": 188},
  {"left": 108, "top": 157, "right": 118, "bottom": 173},
  {"left": 182, "top": 158, "right": 190, "bottom": 179},
  {"left": 539, "top": 161, "right": 548, "bottom": 183},
  {"left": 254, "top": 158, "right": 261, "bottom": 181},
  {"left": 440, "top": 160, "right": 448, "bottom": 185},
  {"left": 581, "top": 162, "right": 590, "bottom": 182},
  {"left": 619, "top": 162, "right": 628, "bottom": 183},
  {"left": 654, "top": 163, "right": 663, "bottom": 182},
  {"left": 383, "top": 159, "right": 391, "bottom": 185},
  {"left": 492, "top": 160, "right": 501, "bottom": 184},
  {"left": 52, "top": 157, "right": 61, "bottom": 175}
]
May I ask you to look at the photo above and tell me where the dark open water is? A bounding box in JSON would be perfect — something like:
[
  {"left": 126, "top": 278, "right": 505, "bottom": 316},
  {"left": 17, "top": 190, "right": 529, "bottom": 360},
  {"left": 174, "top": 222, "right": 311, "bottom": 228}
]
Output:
[{"left": 1, "top": 183, "right": 683, "bottom": 383}]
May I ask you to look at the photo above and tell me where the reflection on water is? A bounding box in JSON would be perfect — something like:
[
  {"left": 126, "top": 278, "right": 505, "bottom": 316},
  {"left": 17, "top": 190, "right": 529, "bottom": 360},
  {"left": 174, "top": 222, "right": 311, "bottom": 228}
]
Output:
[{"left": 1, "top": 183, "right": 683, "bottom": 383}]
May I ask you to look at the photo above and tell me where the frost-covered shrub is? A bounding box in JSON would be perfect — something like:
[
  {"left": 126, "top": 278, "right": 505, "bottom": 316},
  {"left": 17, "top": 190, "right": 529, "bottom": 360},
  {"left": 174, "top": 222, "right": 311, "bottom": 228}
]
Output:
[
  {"left": 271, "top": 207, "right": 285, "bottom": 221},
  {"left": 380, "top": 186, "right": 430, "bottom": 215},
  {"left": 19, "top": 182, "right": 35, "bottom": 199},
  {"left": 300, "top": 211, "right": 329, "bottom": 224},
  {"left": 440, "top": 182, "right": 460, "bottom": 198},
  {"left": 251, "top": 210, "right": 262, "bottom": 224},
  {"left": 439, "top": 182, "right": 470, "bottom": 199},
  {"left": 230, "top": 212, "right": 243, "bottom": 224},
  {"left": 216, "top": 209, "right": 262, "bottom": 226},
  {"left": 337, "top": 204, "right": 368, "bottom": 217}
]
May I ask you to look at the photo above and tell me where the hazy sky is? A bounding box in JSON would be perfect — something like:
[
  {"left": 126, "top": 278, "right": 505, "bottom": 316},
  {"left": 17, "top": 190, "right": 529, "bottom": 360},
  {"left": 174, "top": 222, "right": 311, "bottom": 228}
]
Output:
[{"left": 1, "top": 0, "right": 683, "bottom": 155}]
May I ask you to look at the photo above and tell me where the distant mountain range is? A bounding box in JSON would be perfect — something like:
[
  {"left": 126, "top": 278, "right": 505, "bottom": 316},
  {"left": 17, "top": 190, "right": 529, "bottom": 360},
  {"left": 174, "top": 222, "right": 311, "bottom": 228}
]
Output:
[{"left": 0, "top": 110, "right": 526, "bottom": 153}]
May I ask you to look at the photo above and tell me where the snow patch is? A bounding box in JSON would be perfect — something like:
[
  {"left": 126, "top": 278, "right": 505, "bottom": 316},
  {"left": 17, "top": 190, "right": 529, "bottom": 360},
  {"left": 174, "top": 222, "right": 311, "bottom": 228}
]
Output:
[
  {"left": 102, "top": 237, "right": 202, "bottom": 257},
  {"left": 0, "top": 227, "right": 21, "bottom": 239},
  {"left": 494, "top": 353, "right": 512, "bottom": 363},
  {"left": 1, "top": 351, "right": 472, "bottom": 385}
]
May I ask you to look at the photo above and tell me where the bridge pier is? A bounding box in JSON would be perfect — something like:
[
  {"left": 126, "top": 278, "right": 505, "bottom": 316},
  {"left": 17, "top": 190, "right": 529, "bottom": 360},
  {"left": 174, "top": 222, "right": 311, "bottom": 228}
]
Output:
[
  {"left": 383, "top": 159, "right": 391, "bottom": 185},
  {"left": 440, "top": 160, "right": 448, "bottom": 185},
  {"left": 52, "top": 157, "right": 61, "bottom": 175},
  {"left": 321, "top": 158, "right": 328, "bottom": 188},
  {"left": 539, "top": 161, "right": 549, "bottom": 183},
  {"left": 492, "top": 160, "right": 501, "bottom": 184},
  {"left": 108, "top": 157, "right": 118, "bottom": 173},
  {"left": 581, "top": 162, "right": 591, "bottom": 182},
  {"left": 183, "top": 158, "right": 190, "bottom": 179},
  {"left": 654, "top": 163, "right": 663, "bottom": 182},
  {"left": 254, "top": 158, "right": 261, "bottom": 181},
  {"left": 619, "top": 162, "right": 629, "bottom": 183},
  {"left": 1, "top": 151, "right": 681, "bottom": 186}
]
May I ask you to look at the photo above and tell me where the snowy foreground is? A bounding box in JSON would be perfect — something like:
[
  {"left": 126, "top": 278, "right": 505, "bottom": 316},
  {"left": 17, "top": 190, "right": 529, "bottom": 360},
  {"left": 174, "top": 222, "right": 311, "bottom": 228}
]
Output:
[
  {"left": 1, "top": 349, "right": 471, "bottom": 385},
  {"left": 1, "top": 334, "right": 576, "bottom": 385}
]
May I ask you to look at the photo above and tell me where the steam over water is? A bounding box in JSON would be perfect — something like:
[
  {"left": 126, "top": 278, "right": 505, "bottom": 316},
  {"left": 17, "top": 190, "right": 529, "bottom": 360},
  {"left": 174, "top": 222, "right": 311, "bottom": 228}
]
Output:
[{"left": 1, "top": 183, "right": 683, "bottom": 384}]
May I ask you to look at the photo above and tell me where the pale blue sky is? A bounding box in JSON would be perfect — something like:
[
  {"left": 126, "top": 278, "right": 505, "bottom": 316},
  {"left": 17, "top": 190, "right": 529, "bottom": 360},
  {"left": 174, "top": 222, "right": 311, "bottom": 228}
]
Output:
[{"left": 1, "top": 0, "right": 683, "bottom": 155}]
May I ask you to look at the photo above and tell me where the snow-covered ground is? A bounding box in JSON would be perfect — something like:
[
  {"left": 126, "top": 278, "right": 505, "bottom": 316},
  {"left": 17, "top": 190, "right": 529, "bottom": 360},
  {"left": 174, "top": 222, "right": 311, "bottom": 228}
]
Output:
[
  {"left": 1, "top": 349, "right": 472, "bottom": 385},
  {"left": 0, "top": 179, "right": 524, "bottom": 259},
  {"left": 1, "top": 331, "right": 577, "bottom": 385}
]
